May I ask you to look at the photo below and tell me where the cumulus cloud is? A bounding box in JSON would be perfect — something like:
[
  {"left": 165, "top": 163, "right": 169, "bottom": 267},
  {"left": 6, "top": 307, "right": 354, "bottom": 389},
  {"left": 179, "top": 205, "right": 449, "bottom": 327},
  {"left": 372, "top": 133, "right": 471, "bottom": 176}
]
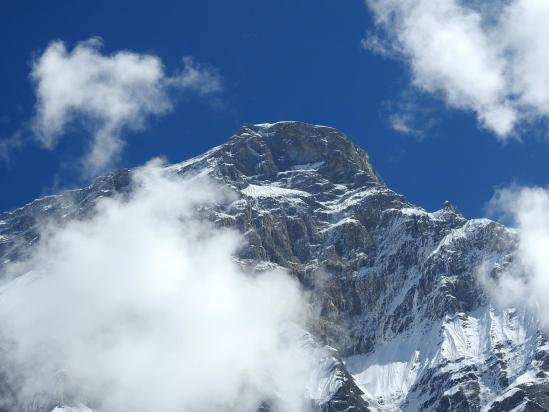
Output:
[
  {"left": 480, "top": 186, "right": 549, "bottom": 330},
  {"left": 31, "top": 38, "right": 222, "bottom": 176},
  {"left": 0, "top": 162, "right": 317, "bottom": 412},
  {"left": 365, "top": 0, "right": 549, "bottom": 138}
]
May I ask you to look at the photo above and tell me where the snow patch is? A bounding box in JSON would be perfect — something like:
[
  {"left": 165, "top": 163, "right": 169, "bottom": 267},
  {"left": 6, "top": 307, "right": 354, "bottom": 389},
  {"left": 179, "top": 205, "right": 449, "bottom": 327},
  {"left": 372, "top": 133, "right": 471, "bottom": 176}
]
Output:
[
  {"left": 346, "top": 323, "right": 439, "bottom": 411},
  {"left": 51, "top": 405, "right": 94, "bottom": 412},
  {"left": 323, "top": 217, "right": 360, "bottom": 231},
  {"left": 168, "top": 145, "right": 222, "bottom": 173},
  {"left": 309, "top": 351, "right": 344, "bottom": 403},
  {"left": 321, "top": 187, "right": 388, "bottom": 213},
  {"left": 241, "top": 184, "right": 310, "bottom": 198},
  {"left": 428, "top": 219, "right": 493, "bottom": 259},
  {"left": 399, "top": 207, "right": 429, "bottom": 217},
  {"left": 291, "top": 161, "right": 325, "bottom": 171}
]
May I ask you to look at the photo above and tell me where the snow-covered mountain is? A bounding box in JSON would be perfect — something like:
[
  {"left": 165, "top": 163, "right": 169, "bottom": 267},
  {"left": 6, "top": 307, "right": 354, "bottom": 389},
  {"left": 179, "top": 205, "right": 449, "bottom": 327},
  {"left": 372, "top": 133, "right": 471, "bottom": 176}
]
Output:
[{"left": 1, "top": 121, "right": 548, "bottom": 411}]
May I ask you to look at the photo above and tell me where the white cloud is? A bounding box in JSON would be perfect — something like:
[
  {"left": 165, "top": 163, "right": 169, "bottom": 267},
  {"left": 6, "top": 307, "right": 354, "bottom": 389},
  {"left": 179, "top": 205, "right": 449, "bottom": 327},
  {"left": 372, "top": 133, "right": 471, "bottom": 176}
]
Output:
[
  {"left": 0, "top": 162, "right": 316, "bottom": 412},
  {"left": 389, "top": 114, "right": 416, "bottom": 135},
  {"left": 31, "top": 38, "right": 222, "bottom": 176},
  {"left": 480, "top": 186, "right": 549, "bottom": 330},
  {"left": 365, "top": 0, "right": 549, "bottom": 138},
  {"left": 382, "top": 95, "right": 438, "bottom": 138},
  {"left": 501, "top": 1, "right": 549, "bottom": 116},
  {"left": 168, "top": 56, "right": 222, "bottom": 95},
  {"left": 0, "top": 131, "right": 25, "bottom": 165}
]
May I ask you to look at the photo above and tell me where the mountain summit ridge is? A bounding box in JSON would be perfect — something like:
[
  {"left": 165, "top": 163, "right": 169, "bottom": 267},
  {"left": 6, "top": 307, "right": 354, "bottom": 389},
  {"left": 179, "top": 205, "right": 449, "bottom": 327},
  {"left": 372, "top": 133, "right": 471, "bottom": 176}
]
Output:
[{"left": 173, "top": 121, "right": 384, "bottom": 189}]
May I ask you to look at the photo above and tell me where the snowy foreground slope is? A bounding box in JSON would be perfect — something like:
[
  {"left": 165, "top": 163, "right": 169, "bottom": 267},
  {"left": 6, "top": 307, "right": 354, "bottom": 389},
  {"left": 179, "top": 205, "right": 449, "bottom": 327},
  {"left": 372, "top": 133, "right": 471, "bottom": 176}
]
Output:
[{"left": 1, "top": 122, "right": 549, "bottom": 411}]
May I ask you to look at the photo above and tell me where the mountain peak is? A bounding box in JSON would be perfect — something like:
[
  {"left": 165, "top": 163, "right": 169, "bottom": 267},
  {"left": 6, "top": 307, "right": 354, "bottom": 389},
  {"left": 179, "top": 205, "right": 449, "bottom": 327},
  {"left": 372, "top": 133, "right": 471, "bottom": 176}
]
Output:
[
  {"left": 220, "top": 121, "right": 383, "bottom": 187},
  {"left": 1, "top": 121, "right": 540, "bottom": 412}
]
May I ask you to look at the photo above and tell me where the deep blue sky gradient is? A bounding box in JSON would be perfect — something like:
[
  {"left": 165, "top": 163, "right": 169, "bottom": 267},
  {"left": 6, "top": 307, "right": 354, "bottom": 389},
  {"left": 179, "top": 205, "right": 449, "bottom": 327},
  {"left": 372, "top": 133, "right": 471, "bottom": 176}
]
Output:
[{"left": 1, "top": 0, "right": 548, "bottom": 217}]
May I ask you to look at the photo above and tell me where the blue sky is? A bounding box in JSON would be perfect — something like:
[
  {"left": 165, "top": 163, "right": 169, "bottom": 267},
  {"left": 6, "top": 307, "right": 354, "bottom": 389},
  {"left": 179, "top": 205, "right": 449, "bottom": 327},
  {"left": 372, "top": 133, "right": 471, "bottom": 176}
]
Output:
[{"left": 1, "top": 0, "right": 549, "bottom": 218}]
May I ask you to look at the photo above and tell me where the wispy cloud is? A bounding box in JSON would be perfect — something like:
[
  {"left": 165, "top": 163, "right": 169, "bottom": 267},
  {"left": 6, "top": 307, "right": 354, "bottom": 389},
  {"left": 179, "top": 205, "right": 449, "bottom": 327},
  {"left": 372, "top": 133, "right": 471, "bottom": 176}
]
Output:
[
  {"left": 31, "top": 38, "right": 222, "bottom": 177},
  {"left": 168, "top": 56, "right": 222, "bottom": 95},
  {"left": 382, "top": 94, "right": 438, "bottom": 138},
  {"left": 365, "top": 0, "right": 549, "bottom": 139},
  {"left": 480, "top": 185, "right": 549, "bottom": 330},
  {"left": 0, "top": 131, "right": 25, "bottom": 166},
  {"left": 0, "top": 162, "right": 316, "bottom": 411}
]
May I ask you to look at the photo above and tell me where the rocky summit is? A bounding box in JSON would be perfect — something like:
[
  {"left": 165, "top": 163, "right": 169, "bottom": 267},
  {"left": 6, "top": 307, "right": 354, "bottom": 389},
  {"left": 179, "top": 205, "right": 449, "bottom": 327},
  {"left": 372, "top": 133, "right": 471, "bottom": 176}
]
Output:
[{"left": 1, "top": 121, "right": 549, "bottom": 411}]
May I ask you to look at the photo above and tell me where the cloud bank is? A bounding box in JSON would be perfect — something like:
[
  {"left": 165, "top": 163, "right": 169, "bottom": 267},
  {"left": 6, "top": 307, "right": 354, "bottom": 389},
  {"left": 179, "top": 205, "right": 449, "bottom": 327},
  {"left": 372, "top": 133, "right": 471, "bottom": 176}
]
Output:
[
  {"left": 365, "top": 0, "right": 549, "bottom": 138},
  {"left": 480, "top": 186, "right": 549, "bottom": 330},
  {"left": 0, "top": 163, "right": 316, "bottom": 412},
  {"left": 31, "top": 38, "right": 222, "bottom": 176}
]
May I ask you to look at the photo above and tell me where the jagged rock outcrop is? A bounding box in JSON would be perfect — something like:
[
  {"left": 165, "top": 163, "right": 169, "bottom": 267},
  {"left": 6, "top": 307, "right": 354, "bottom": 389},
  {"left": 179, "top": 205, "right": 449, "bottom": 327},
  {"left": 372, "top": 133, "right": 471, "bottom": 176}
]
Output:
[{"left": 0, "top": 121, "right": 547, "bottom": 411}]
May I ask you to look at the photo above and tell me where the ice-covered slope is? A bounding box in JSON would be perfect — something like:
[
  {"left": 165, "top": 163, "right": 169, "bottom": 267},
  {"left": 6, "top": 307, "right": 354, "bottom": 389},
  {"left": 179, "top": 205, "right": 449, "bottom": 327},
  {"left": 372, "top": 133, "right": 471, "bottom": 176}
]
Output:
[{"left": 1, "top": 121, "right": 548, "bottom": 411}]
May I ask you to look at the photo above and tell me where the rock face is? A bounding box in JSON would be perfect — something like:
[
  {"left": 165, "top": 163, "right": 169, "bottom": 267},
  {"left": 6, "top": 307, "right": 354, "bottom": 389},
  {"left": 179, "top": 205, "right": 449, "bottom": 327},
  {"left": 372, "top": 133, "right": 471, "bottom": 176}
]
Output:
[{"left": 1, "top": 121, "right": 548, "bottom": 411}]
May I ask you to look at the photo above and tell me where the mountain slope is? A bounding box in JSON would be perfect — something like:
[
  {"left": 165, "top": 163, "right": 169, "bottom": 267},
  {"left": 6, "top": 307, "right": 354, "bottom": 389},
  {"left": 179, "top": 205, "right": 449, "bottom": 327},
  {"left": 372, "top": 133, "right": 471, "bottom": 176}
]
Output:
[{"left": 0, "top": 121, "right": 548, "bottom": 411}]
